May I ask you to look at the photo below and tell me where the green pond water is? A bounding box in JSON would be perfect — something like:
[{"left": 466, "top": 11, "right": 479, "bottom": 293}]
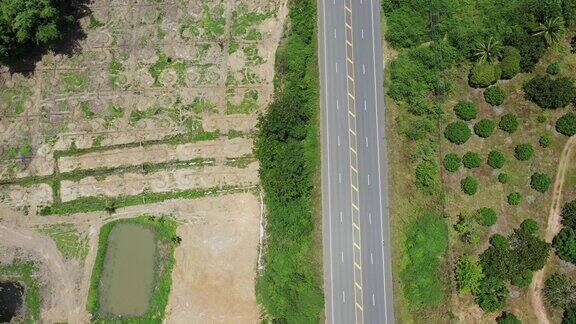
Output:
[{"left": 99, "top": 223, "right": 157, "bottom": 317}]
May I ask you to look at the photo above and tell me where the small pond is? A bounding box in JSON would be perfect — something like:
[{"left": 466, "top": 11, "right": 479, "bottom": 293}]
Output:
[
  {"left": 0, "top": 281, "right": 24, "bottom": 322},
  {"left": 99, "top": 223, "right": 157, "bottom": 317}
]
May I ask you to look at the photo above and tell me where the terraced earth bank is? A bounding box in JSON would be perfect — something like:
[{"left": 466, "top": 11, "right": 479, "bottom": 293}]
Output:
[{"left": 0, "top": 0, "right": 287, "bottom": 321}]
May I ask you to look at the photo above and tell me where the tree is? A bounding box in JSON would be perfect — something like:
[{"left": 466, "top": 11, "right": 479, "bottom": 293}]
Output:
[
  {"left": 556, "top": 112, "right": 576, "bottom": 136},
  {"left": 0, "top": 0, "right": 74, "bottom": 61},
  {"left": 445, "top": 121, "right": 472, "bottom": 144},
  {"left": 487, "top": 150, "right": 505, "bottom": 169},
  {"left": 456, "top": 255, "right": 484, "bottom": 294},
  {"left": 511, "top": 269, "right": 533, "bottom": 287},
  {"left": 508, "top": 192, "right": 521, "bottom": 205},
  {"left": 476, "top": 207, "right": 497, "bottom": 226},
  {"left": 520, "top": 219, "right": 539, "bottom": 235},
  {"left": 469, "top": 63, "right": 501, "bottom": 88},
  {"left": 544, "top": 273, "right": 576, "bottom": 309},
  {"left": 474, "top": 276, "right": 508, "bottom": 312},
  {"left": 497, "top": 312, "right": 522, "bottom": 324},
  {"left": 473, "top": 36, "right": 503, "bottom": 64},
  {"left": 490, "top": 234, "right": 510, "bottom": 250},
  {"left": 454, "top": 100, "right": 478, "bottom": 121},
  {"left": 454, "top": 212, "right": 481, "bottom": 245},
  {"left": 515, "top": 143, "right": 534, "bottom": 161},
  {"left": 443, "top": 153, "right": 461, "bottom": 172},
  {"left": 533, "top": 17, "right": 566, "bottom": 45},
  {"left": 499, "top": 113, "right": 519, "bottom": 133},
  {"left": 531, "top": 172, "right": 552, "bottom": 193},
  {"left": 463, "top": 151, "right": 481, "bottom": 169},
  {"left": 461, "top": 176, "right": 479, "bottom": 195},
  {"left": 484, "top": 85, "right": 507, "bottom": 106},
  {"left": 561, "top": 199, "right": 576, "bottom": 229},
  {"left": 523, "top": 75, "right": 576, "bottom": 109},
  {"left": 474, "top": 119, "right": 495, "bottom": 138},
  {"left": 563, "top": 306, "right": 576, "bottom": 324},
  {"left": 553, "top": 227, "right": 576, "bottom": 263}
]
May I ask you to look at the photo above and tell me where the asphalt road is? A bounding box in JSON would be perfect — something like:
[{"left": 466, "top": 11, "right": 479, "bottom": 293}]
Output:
[{"left": 318, "top": 0, "right": 395, "bottom": 323}]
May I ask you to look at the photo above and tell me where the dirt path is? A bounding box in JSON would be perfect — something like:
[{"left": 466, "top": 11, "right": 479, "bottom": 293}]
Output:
[{"left": 531, "top": 135, "right": 576, "bottom": 324}]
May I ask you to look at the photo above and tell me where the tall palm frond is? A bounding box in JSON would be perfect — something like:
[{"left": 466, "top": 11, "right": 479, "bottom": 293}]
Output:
[
  {"left": 473, "top": 37, "right": 503, "bottom": 64},
  {"left": 533, "top": 17, "right": 566, "bottom": 45}
]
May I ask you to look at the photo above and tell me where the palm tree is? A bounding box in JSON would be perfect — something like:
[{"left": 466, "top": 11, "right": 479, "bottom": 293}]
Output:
[
  {"left": 473, "top": 37, "right": 503, "bottom": 64},
  {"left": 533, "top": 17, "right": 566, "bottom": 46}
]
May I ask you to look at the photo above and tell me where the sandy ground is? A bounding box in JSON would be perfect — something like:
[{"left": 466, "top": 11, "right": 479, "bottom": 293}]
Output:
[
  {"left": 58, "top": 137, "right": 253, "bottom": 172},
  {"left": 531, "top": 135, "right": 576, "bottom": 324},
  {"left": 60, "top": 163, "right": 259, "bottom": 202}
]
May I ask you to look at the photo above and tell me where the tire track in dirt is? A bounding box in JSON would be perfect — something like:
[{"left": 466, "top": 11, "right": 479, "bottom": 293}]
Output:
[{"left": 531, "top": 135, "right": 576, "bottom": 324}]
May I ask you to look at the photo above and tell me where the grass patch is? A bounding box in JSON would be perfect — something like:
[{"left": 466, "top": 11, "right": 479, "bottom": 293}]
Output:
[
  {"left": 38, "top": 223, "right": 88, "bottom": 261},
  {"left": 179, "top": 4, "right": 225, "bottom": 41},
  {"left": 80, "top": 101, "right": 95, "bottom": 119},
  {"left": 61, "top": 71, "right": 89, "bottom": 93},
  {"left": 231, "top": 3, "right": 272, "bottom": 40},
  {"left": 0, "top": 260, "right": 41, "bottom": 322},
  {"left": 226, "top": 89, "right": 258, "bottom": 114},
  {"left": 86, "top": 215, "right": 178, "bottom": 323},
  {"left": 148, "top": 52, "right": 187, "bottom": 86},
  {"left": 0, "top": 85, "right": 31, "bottom": 115},
  {"left": 224, "top": 154, "right": 255, "bottom": 168}
]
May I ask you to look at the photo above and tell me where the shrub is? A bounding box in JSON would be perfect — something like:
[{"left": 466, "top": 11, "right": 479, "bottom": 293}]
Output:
[
  {"left": 514, "top": 143, "right": 534, "bottom": 161},
  {"left": 511, "top": 269, "right": 533, "bottom": 287},
  {"left": 544, "top": 273, "right": 576, "bottom": 309},
  {"left": 537, "top": 115, "right": 547, "bottom": 123},
  {"left": 484, "top": 85, "right": 507, "bottom": 106},
  {"left": 456, "top": 255, "right": 484, "bottom": 294},
  {"left": 547, "top": 62, "right": 561, "bottom": 75},
  {"left": 539, "top": 132, "right": 552, "bottom": 148},
  {"left": 531, "top": 172, "right": 552, "bottom": 193},
  {"left": 405, "top": 117, "right": 434, "bottom": 140},
  {"left": 415, "top": 161, "right": 440, "bottom": 195},
  {"left": 463, "top": 151, "right": 481, "bottom": 169},
  {"left": 385, "top": 6, "right": 429, "bottom": 48},
  {"left": 487, "top": 150, "right": 505, "bottom": 169},
  {"left": 476, "top": 207, "right": 497, "bottom": 226},
  {"left": 474, "top": 276, "right": 508, "bottom": 312},
  {"left": 454, "top": 100, "right": 478, "bottom": 121},
  {"left": 523, "top": 75, "right": 576, "bottom": 109},
  {"left": 499, "top": 113, "right": 519, "bottom": 133},
  {"left": 497, "top": 173, "right": 509, "bottom": 184},
  {"left": 445, "top": 121, "right": 471, "bottom": 144},
  {"left": 508, "top": 192, "right": 521, "bottom": 205},
  {"left": 461, "top": 176, "right": 479, "bottom": 195},
  {"left": 496, "top": 312, "right": 521, "bottom": 324},
  {"left": 469, "top": 63, "right": 501, "bottom": 88},
  {"left": 499, "top": 46, "right": 521, "bottom": 79},
  {"left": 443, "top": 153, "right": 461, "bottom": 172},
  {"left": 556, "top": 112, "right": 576, "bottom": 136},
  {"left": 564, "top": 307, "right": 576, "bottom": 324},
  {"left": 474, "top": 119, "right": 495, "bottom": 138}
]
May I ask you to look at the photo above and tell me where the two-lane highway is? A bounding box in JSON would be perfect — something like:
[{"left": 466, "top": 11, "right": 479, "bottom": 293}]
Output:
[{"left": 319, "top": 0, "right": 394, "bottom": 323}]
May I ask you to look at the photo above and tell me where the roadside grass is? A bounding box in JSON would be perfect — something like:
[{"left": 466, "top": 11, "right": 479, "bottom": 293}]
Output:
[
  {"left": 224, "top": 154, "right": 255, "bottom": 168},
  {"left": 86, "top": 215, "right": 178, "bottom": 323},
  {"left": 0, "top": 260, "right": 41, "bottom": 322},
  {"left": 38, "top": 223, "right": 89, "bottom": 261}
]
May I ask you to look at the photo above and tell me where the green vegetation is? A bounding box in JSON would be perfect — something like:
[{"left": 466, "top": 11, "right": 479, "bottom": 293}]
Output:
[
  {"left": 556, "top": 112, "right": 576, "bottom": 136},
  {"left": 530, "top": 172, "right": 551, "bottom": 193},
  {"left": 148, "top": 52, "right": 187, "bottom": 86},
  {"left": 514, "top": 143, "right": 534, "bottom": 161},
  {"left": 454, "top": 100, "right": 478, "bottom": 121},
  {"left": 401, "top": 212, "right": 448, "bottom": 306},
  {"left": 87, "top": 215, "right": 178, "bottom": 322},
  {"left": 0, "top": 260, "right": 40, "bottom": 322},
  {"left": 415, "top": 160, "right": 441, "bottom": 194},
  {"left": 253, "top": 0, "right": 324, "bottom": 321},
  {"left": 456, "top": 255, "right": 484, "bottom": 294},
  {"left": 445, "top": 121, "right": 472, "bottom": 144},
  {"left": 61, "top": 71, "right": 89, "bottom": 93},
  {"left": 547, "top": 61, "right": 561, "bottom": 75},
  {"left": 231, "top": 4, "right": 271, "bottom": 40},
  {"left": 80, "top": 101, "right": 95, "bottom": 119},
  {"left": 523, "top": 75, "right": 576, "bottom": 109},
  {"left": 487, "top": 150, "right": 505, "bottom": 169},
  {"left": 499, "top": 46, "right": 521, "bottom": 79},
  {"left": 226, "top": 89, "right": 259, "bottom": 114},
  {"left": 553, "top": 199, "right": 576, "bottom": 264},
  {"left": 539, "top": 131, "right": 552, "bottom": 148},
  {"left": 544, "top": 273, "right": 576, "bottom": 309},
  {"left": 88, "top": 15, "right": 104, "bottom": 30},
  {"left": 484, "top": 85, "right": 506, "bottom": 106},
  {"left": 461, "top": 176, "right": 479, "bottom": 195},
  {"left": 108, "top": 53, "right": 125, "bottom": 90},
  {"left": 462, "top": 151, "right": 481, "bottom": 169},
  {"left": 443, "top": 153, "right": 461, "bottom": 172},
  {"left": 497, "top": 312, "right": 522, "bottom": 324},
  {"left": 469, "top": 63, "right": 500, "bottom": 88},
  {"left": 179, "top": 4, "right": 225, "bottom": 41},
  {"left": 0, "top": 0, "right": 74, "bottom": 61},
  {"left": 498, "top": 173, "right": 509, "bottom": 184},
  {"left": 474, "top": 276, "right": 507, "bottom": 312},
  {"left": 474, "top": 119, "right": 496, "bottom": 138},
  {"left": 39, "top": 223, "right": 88, "bottom": 260}
]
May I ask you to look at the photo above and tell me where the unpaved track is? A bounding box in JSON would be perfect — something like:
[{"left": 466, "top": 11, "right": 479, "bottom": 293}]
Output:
[{"left": 531, "top": 135, "right": 576, "bottom": 324}]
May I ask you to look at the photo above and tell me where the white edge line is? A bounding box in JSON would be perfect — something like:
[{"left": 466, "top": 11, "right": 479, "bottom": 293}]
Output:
[
  {"left": 370, "top": 0, "right": 390, "bottom": 322},
  {"left": 321, "top": 0, "right": 336, "bottom": 322}
]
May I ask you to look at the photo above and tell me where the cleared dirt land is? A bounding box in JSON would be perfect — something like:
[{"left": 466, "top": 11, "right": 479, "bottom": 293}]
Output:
[{"left": 0, "top": 0, "right": 287, "bottom": 321}]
